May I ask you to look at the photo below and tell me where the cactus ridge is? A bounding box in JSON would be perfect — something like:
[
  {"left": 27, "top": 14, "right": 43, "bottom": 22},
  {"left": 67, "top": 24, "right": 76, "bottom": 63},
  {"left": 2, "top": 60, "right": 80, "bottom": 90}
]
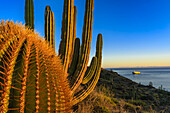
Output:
[{"left": 0, "top": 21, "right": 72, "bottom": 113}]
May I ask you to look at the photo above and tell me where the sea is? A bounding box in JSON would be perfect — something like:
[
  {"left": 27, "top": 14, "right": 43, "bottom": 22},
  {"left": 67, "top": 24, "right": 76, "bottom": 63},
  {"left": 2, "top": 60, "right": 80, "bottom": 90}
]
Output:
[{"left": 106, "top": 67, "right": 170, "bottom": 92}]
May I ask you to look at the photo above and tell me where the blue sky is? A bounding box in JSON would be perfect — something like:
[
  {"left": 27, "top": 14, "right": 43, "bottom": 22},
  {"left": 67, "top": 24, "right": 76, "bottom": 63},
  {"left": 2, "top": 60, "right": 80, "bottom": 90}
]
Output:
[{"left": 1, "top": 0, "right": 170, "bottom": 67}]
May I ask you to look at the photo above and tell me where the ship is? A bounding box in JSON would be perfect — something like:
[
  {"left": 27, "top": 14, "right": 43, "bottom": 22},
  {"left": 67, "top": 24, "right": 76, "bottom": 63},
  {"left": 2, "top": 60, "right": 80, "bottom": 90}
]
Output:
[{"left": 132, "top": 71, "right": 140, "bottom": 74}]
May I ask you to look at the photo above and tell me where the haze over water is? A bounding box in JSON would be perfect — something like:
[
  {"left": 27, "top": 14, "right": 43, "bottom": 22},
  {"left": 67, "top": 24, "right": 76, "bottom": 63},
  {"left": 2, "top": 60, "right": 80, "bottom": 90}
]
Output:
[{"left": 108, "top": 67, "right": 170, "bottom": 91}]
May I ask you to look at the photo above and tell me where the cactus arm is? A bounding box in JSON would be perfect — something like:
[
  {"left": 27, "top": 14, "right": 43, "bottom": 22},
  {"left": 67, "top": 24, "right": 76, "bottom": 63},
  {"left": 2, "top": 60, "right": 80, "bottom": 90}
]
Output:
[
  {"left": 45, "top": 10, "right": 49, "bottom": 43},
  {"left": 45, "top": 6, "right": 55, "bottom": 50},
  {"left": 59, "top": 0, "right": 74, "bottom": 73},
  {"left": 52, "top": 11, "right": 55, "bottom": 50},
  {"left": 30, "top": 0, "right": 34, "bottom": 29},
  {"left": 68, "top": 38, "right": 80, "bottom": 77},
  {"left": 82, "top": 56, "right": 97, "bottom": 84},
  {"left": 0, "top": 37, "right": 26, "bottom": 112},
  {"left": 72, "top": 34, "right": 103, "bottom": 105},
  {"left": 25, "top": 0, "right": 34, "bottom": 29},
  {"left": 25, "top": 0, "right": 30, "bottom": 28},
  {"left": 69, "top": 6, "right": 77, "bottom": 65},
  {"left": 45, "top": 6, "right": 51, "bottom": 42},
  {"left": 70, "top": 0, "right": 94, "bottom": 92}
]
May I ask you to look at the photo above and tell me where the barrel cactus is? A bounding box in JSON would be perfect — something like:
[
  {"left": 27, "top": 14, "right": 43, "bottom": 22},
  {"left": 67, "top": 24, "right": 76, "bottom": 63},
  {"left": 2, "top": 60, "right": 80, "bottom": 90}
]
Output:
[
  {"left": 0, "top": 21, "right": 72, "bottom": 112},
  {"left": 0, "top": 0, "right": 103, "bottom": 112}
]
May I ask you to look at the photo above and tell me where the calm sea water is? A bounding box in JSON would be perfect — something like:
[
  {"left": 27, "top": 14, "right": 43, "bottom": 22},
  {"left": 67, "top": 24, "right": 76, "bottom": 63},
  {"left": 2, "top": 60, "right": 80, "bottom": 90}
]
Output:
[{"left": 107, "top": 67, "right": 170, "bottom": 91}]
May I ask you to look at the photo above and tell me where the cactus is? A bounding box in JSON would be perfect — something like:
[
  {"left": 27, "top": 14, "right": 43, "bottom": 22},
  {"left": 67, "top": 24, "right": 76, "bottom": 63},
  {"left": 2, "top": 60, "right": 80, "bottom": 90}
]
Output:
[
  {"left": 68, "top": 38, "right": 80, "bottom": 77},
  {"left": 70, "top": 0, "right": 94, "bottom": 92},
  {"left": 82, "top": 57, "right": 97, "bottom": 84},
  {"left": 45, "top": 5, "right": 55, "bottom": 50},
  {"left": 59, "top": 0, "right": 74, "bottom": 73},
  {"left": 25, "top": 0, "right": 34, "bottom": 29},
  {"left": 72, "top": 34, "right": 103, "bottom": 105},
  {"left": 0, "top": 0, "right": 104, "bottom": 112},
  {"left": 59, "top": 0, "right": 95, "bottom": 90},
  {"left": 0, "top": 21, "right": 72, "bottom": 113},
  {"left": 58, "top": 0, "right": 103, "bottom": 105}
]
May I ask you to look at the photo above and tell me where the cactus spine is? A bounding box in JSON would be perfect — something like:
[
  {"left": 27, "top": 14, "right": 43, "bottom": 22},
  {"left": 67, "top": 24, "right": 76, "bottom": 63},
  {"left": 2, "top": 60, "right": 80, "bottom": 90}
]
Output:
[
  {"left": 45, "top": 5, "right": 55, "bottom": 50},
  {"left": 25, "top": 0, "right": 34, "bottom": 29},
  {"left": 0, "top": 21, "right": 72, "bottom": 113}
]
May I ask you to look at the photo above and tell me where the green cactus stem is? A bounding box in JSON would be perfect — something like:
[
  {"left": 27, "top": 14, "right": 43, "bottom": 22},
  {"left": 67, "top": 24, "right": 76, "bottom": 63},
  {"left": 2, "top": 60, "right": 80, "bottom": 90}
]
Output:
[
  {"left": 25, "top": 0, "right": 34, "bottom": 29},
  {"left": 45, "top": 5, "right": 55, "bottom": 50},
  {"left": 69, "top": 6, "right": 77, "bottom": 66},
  {"left": 72, "top": 33, "right": 103, "bottom": 105},
  {"left": 82, "top": 56, "right": 97, "bottom": 84},
  {"left": 70, "top": 0, "right": 94, "bottom": 92},
  {"left": 59, "top": 0, "right": 74, "bottom": 73},
  {"left": 68, "top": 38, "right": 80, "bottom": 77}
]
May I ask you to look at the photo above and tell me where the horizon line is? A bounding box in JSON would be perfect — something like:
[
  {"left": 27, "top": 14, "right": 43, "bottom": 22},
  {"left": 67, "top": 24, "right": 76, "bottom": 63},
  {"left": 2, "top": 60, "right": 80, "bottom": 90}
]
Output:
[{"left": 103, "top": 66, "right": 170, "bottom": 69}]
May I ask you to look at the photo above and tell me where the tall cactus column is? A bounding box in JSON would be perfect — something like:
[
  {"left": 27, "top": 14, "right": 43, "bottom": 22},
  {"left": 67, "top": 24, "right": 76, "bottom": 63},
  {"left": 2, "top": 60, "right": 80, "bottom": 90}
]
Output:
[
  {"left": 25, "top": 0, "right": 34, "bottom": 29},
  {"left": 59, "top": 0, "right": 74, "bottom": 73},
  {"left": 70, "top": 0, "right": 94, "bottom": 92},
  {"left": 72, "top": 34, "right": 103, "bottom": 105},
  {"left": 45, "top": 5, "right": 55, "bottom": 50}
]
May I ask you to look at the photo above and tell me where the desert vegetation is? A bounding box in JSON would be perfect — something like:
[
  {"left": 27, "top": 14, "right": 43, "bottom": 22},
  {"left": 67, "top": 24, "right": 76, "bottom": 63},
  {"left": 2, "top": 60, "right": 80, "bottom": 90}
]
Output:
[
  {"left": 74, "top": 69, "right": 170, "bottom": 113},
  {"left": 0, "top": 0, "right": 103, "bottom": 112}
]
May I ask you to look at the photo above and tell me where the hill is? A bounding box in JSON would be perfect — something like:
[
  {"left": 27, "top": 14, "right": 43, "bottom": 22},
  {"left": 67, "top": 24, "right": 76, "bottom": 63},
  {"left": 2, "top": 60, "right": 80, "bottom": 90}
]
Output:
[{"left": 74, "top": 68, "right": 170, "bottom": 113}]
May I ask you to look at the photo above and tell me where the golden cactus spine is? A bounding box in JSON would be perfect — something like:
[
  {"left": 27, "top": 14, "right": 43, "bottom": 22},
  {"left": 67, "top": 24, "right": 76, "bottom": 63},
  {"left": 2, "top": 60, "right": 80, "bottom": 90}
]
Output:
[
  {"left": 25, "top": 0, "right": 34, "bottom": 29},
  {"left": 0, "top": 21, "right": 72, "bottom": 113},
  {"left": 45, "top": 5, "right": 55, "bottom": 50}
]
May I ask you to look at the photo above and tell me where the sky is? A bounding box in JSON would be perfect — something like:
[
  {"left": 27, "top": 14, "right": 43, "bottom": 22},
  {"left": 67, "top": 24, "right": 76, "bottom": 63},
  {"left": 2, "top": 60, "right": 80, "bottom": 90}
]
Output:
[{"left": 1, "top": 0, "right": 170, "bottom": 68}]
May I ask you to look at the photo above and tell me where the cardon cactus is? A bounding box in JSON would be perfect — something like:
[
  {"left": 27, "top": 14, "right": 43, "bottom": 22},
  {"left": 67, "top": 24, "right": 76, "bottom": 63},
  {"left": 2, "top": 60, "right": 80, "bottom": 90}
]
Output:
[
  {"left": 0, "top": 21, "right": 72, "bottom": 113},
  {"left": 45, "top": 5, "right": 55, "bottom": 50},
  {"left": 59, "top": 0, "right": 103, "bottom": 102},
  {"left": 25, "top": 0, "right": 34, "bottom": 29}
]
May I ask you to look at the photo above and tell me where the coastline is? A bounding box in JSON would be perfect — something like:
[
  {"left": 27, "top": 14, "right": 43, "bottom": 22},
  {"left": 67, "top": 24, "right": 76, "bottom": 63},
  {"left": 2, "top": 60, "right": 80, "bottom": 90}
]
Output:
[{"left": 98, "top": 68, "right": 170, "bottom": 112}]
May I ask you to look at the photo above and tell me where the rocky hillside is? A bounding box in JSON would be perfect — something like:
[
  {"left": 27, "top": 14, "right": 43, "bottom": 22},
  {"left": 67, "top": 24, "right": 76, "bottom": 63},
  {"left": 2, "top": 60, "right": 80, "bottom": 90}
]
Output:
[{"left": 74, "top": 68, "right": 170, "bottom": 113}]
